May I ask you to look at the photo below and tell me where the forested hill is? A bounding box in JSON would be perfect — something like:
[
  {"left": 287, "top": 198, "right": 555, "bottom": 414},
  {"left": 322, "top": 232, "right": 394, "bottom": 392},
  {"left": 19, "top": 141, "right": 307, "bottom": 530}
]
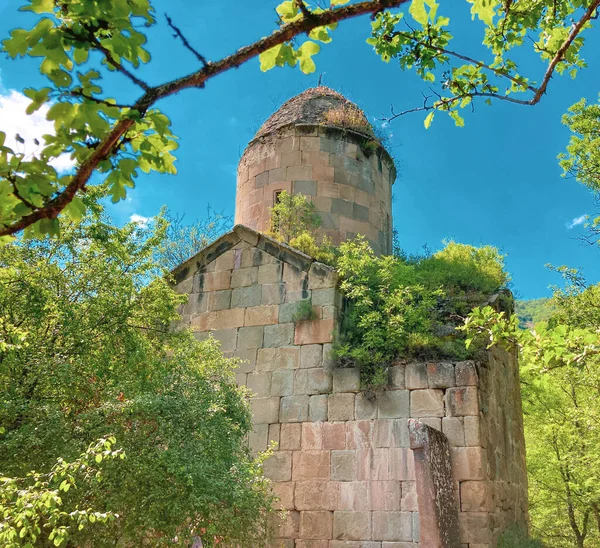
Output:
[{"left": 515, "top": 298, "right": 556, "bottom": 328}]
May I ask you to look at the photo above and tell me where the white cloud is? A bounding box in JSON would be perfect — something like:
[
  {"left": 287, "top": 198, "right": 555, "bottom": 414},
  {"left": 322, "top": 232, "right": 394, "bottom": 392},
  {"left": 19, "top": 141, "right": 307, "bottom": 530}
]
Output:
[
  {"left": 129, "top": 213, "right": 151, "bottom": 227},
  {"left": 0, "top": 89, "right": 74, "bottom": 173},
  {"left": 567, "top": 214, "right": 588, "bottom": 229}
]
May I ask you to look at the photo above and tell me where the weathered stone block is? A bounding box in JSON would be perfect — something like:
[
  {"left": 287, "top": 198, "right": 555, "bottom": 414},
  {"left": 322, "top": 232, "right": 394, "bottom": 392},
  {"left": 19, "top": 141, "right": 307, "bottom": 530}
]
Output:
[
  {"left": 262, "top": 282, "right": 286, "bottom": 305},
  {"left": 272, "top": 481, "right": 294, "bottom": 510},
  {"left": 302, "top": 422, "right": 324, "bottom": 450},
  {"left": 249, "top": 423, "right": 268, "bottom": 452},
  {"left": 295, "top": 481, "right": 339, "bottom": 511},
  {"left": 310, "top": 394, "right": 328, "bottom": 422},
  {"left": 295, "top": 318, "right": 335, "bottom": 345},
  {"left": 389, "top": 449, "right": 415, "bottom": 481},
  {"left": 245, "top": 305, "right": 280, "bottom": 326},
  {"left": 371, "top": 480, "right": 401, "bottom": 511},
  {"left": 333, "top": 511, "right": 372, "bottom": 541},
  {"left": 461, "top": 481, "right": 493, "bottom": 512},
  {"left": 247, "top": 372, "right": 271, "bottom": 397},
  {"left": 372, "top": 511, "right": 412, "bottom": 542},
  {"left": 257, "top": 346, "right": 301, "bottom": 371},
  {"left": 208, "top": 289, "right": 232, "bottom": 311},
  {"left": 390, "top": 364, "right": 405, "bottom": 389},
  {"left": 410, "top": 389, "right": 444, "bottom": 417},
  {"left": 264, "top": 323, "right": 294, "bottom": 347},
  {"left": 458, "top": 512, "right": 491, "bottom": 544},
  {"left": 333, "top": 368, "right": 361, "bottom": 393},
  {"left": 293, "top": 179, "right": 318, "bottom": 195},
  {"left": 279, "top": 301, "right": 301, "bottom": 323},
  {"left": 233, "top": 348, "right": 257, "bottom": 373},
  {"left": 199, "top": 271, "right": 232, "bottom": 293},
  {"left": 280, "top": 423, "right": 302, "bottom": 450},
  {"left": 210, "top": 328, "right": 238, "bottom": 352},
  {"left": 323, "top": 421, "right": 346, "bottom": 450},
  {"left": 271, "top": 370, "right": 294, "bottom": 396},
  {"left": 312, "top": 288, "right": 337, "bottom": 306},
  {"left": 235, "top": 372, "right": 246, "bottom": 387},
  {"left": 280, "top": 395, "right": 310, "bottom": 422},
  {"left": 296, "top": 368, "right": 333, "bottom": 395},
  {"left": 450, "top": 447, "right": 485, "bottom": 481},
  {"left": 273, "top": 510, "right": 300, "bottom": 540},
  {"left": 464, "top": 416, "right": 481, "bottom": 446},
  {"left": 293, "top": 451, "right": 330, "bottom": 481},
  {"left": 268, "top": 423, "right": 280, "bottom": 445},
  {"left": 258, "top": 263, "right": 283, "bottom": 284},
  {"left": 445, "top": 387, "right": 479, "bottom": 417},
  {"left": 230, "top": 266, "right": 258, "bottom": 288},
  {"left": 338, "top": 481, "right": 371, "bottom": 511},
  {"left": 442, "top": 417, "right": 465, "bottom": 447},
  {"left": 329, "top": 393, "right": 356, "bottom": 421},
  {"left": 308, "top": 262, "right": 337, "bottom": 290},
  {"left": 301, "top": 344, "right": 323, "bottom": 369},
  {"left": 237, "top": 326, "right": 263, "bottom": 349},
  {"left": 300, "top": 511, "right": 333, "bottom": 540},
  {"left": 231, "top": 284, "right": 261, "bottom": 308},
  {"left": 263, "top": 451, "right": 292, "bottom": 481},
  {"left": 401, "top": 481, "right": 418, "bottom": 511},
  {"left": 331, "top": 450, "right": 356, "bottom": 482},
  {"left": 251, "top": 396, "right": 280, "bottom": 424},
  {"left": 405, "top": 363, "right": 428, "bottom": 389},
  {"left": 427, "top": 362, "right": 455, "bottom": 389},
  {"left": 355, "top": 393, "right": 378, "bottom": 420},
  {"left": 455, "top": 361, "right": 478, "bottom": 386},
  {"left": 378, "top": 390, "right": 410, "bottom": 419},
  {"left": 346, "top": 420, "right": 373, "bottom": 449}
]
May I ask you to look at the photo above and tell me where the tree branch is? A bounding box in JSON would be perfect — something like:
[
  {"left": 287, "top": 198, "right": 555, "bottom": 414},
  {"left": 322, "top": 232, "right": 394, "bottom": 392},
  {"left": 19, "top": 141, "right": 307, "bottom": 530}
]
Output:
[
  {"left": 381, "top": 0, "right": 600, "bottom": 124},
  {"left": 91, "top": 38, "right": 151, "bottom": 91},
  {"left": 0, "top": 0, "right": 411, "bottom": 237},
  {"left": 164, "top": 13, "right": 208, "bottom": 67}
]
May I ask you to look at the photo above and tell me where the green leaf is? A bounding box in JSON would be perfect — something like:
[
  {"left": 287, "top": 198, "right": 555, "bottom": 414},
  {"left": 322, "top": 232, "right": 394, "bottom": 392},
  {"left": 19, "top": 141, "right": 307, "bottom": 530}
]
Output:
[
  {"left": 409, "top": 0, "right": 428, "bottom": 25},
  {"left": 64, "top": 197, "right": 86, "bottom": 223},
  {"left": 259, "top": 45, "right": 282, "bottom": 72},
  {"left": 424, "top": 111, "right": 435, "bottom": 129},
  {"left": 467, "top": 0, "right": 498, "bottom": 26},
  {"left": 331, "top": 0, "right": 350, "bottom": 4},
  {"left": 297, "top": 41, "right": 320, "bottom": 74},
  {"left": 449, "top": 110, "right": 465, "bottom": 127}
]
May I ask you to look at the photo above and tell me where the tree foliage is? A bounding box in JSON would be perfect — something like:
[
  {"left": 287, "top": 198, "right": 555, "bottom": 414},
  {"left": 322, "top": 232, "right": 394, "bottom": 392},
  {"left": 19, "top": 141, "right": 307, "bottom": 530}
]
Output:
[
  {"left": 462, "top": 272, "right": 600, "bottom": 547},
  {"left": 0, "top": 0, "right": 598, "bottom": 238},
  {"left": 0, "top": 437, "right": 123, "bottom": 548},
  {"left": 0, "top": 214, "right": 276, "bottom": 546},
  {"left": 334, "top": 237, "right": 508, "bottom": 388}
]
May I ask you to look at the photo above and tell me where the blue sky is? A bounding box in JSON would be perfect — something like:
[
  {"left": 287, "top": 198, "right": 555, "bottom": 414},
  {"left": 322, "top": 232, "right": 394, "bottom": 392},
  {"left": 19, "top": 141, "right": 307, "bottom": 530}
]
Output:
[{"left": 1, "top": 0, "right": 599, "bottom": 299}]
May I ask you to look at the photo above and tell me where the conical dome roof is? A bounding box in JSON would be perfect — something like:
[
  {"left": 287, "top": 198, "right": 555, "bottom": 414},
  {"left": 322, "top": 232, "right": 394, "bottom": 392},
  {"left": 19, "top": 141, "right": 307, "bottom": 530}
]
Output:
[{"left": 254, "top": 86, "right": 374, "bottom": 140}]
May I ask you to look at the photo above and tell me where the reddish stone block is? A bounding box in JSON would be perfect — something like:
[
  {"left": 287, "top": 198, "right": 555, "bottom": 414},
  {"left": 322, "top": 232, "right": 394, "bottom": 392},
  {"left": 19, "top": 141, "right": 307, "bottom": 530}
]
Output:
[
  {"left": 372, "top": 511, "right": 413, "bottom": 542},
  {"left": 263, "top": 451, "right": 292, "bottom": 482},
  {"left": 272, "top": 481, "right": 295, "bottom": 510},
  {"left": 280, "top": 423, "right": 302, "bottom": 451},
  {"left": 401, "top": 481, "right": 418, "bottom": 511},
  {"left": 445, "top": 387, "right": 479, "bottom": 417},
  {"left": 410, "top": 389, "right": 444, "bottom": 418},
  {"left": 427, "top": 362, "right": 455, "bottom": 388},
  {"left": 295, "top": 318, "right": 335, "bottom": 344},
  {"left": 346, "top": 420, "right": 373, "bottom": 449},
  {"left": 389, "top": 448, "right": 415, "bottom": 481},
  {"left": 450, "top": 447, "right": 486, "bottom": 481},
  {"left": 323, "top": 422, "right": 346, "bottom": 450},
  {"left": 302, "top": 422, "right": 324, "bottom": 450},
  {"left": 455, "top": 361, "right": 478, "bottom": 386},
  {"left": 371, "top": 480, "right": 401, "bottom": 511},
  {"left": 300, "top": 511, "right": 333, "bottom": 540},
  {"left": 295, "top": 481, "right": 340, "bottom": 511},
  {"left": 245, "top": 305, "right": 280, "bottom": 326},
  {"left": 333, "top": 511, "right": 372, "bottom": 541},
  {"left": 460, "top": 481, "right": 493, "bottom": 512},
  {"left": 338, "top": 481, "right": 371, "bottom": 511},
  {"left": 293, "top": 451, "right": 331, "bottom": 481}
]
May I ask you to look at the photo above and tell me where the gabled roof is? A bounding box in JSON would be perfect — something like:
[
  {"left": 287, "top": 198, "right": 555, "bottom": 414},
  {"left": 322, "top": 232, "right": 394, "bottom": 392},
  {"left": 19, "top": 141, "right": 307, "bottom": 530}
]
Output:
[{"left": 171, "top": 224, "right": 336, "bottom": 285}]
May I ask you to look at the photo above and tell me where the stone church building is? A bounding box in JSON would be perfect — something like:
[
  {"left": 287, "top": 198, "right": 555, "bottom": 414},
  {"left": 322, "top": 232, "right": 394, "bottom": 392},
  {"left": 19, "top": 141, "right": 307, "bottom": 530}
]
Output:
[{"left": 172, "top": 87, "right": 528, "bottom": 547}]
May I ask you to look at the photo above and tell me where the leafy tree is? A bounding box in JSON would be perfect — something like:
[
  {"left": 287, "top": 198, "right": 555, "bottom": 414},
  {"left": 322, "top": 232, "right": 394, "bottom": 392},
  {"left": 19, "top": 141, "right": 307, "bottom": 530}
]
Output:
[
  {"left": 156, "top": 206, "right": 232, "bottom": 270},
  {"left": 0, "top": 437, "right": 123, "bottom": 548},
  {"left": 0, "top": 214, "right": 276, "bottom": 546},
  {"left": 0, "top": 0, "right": 598, "bottom": 238},
  {"left": 462, "top": 273, "right": 600, "bottom": 548},
  {"left": 269, "top": 190, "right": 322, "bottom": 243},
  {"left": 515, "top": 297, "right": 555, "bottom": 328}
]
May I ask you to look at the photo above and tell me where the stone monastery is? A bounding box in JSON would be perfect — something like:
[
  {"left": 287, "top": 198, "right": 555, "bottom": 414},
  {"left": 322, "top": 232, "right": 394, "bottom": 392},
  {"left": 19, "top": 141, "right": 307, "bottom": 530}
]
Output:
[{"left": 172, "top": 87, "right": 529, "bottom": 547}]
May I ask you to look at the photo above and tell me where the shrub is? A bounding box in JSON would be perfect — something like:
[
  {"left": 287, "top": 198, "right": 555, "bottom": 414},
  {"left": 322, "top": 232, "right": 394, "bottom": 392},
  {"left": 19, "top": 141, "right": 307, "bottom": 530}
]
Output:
[
  {"left": 334, "top": 237, "right": 508, "bottom": 388},
  {"left": 269, "top": 190, "right": 321, "bottom": 243},
  {"left": 497, "top": 526, "right": 544, "bottom": 547},
  {"left": 291, "top": 299, "right": 317, "bottom": 322}
]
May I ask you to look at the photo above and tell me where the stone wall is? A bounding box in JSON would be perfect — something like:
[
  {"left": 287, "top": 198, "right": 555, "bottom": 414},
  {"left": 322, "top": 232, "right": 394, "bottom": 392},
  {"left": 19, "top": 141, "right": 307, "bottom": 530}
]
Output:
[
  {"left": 235, "top": 125, "right": 395, "bottom": 255},
  {"left": 172, "top": 228, "right": 528, "bottom": 547}
]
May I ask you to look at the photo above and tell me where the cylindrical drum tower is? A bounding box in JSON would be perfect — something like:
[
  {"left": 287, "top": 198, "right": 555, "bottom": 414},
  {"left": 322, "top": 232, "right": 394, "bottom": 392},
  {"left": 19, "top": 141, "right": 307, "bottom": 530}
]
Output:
[{"left": 235, "top": 87, "right": 396, "bottom": 255}]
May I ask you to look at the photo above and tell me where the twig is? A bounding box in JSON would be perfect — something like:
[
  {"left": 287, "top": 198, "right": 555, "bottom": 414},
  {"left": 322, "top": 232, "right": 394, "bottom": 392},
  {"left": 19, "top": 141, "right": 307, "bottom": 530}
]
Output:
[
  {"left": 91, "top": 38, "right": 150, "bottom": 91},
  {"left": 165, "top": 13, "right": 208, "bottom": 67},
  {"left": 295, "top": 0, "right": 313, "bottom": 19},
  {"left": 70, "top": 91, "right": 132, "bottom": 110}
]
